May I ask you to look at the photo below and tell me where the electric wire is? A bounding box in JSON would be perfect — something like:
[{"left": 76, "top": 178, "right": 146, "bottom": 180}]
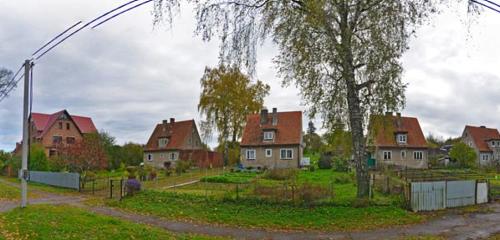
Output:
[
  {"left": 91, "top": 0, "right": 153, "bottom": 29},
  {"left": 471, "top": 0, "right": 500, "bottom": 14}
]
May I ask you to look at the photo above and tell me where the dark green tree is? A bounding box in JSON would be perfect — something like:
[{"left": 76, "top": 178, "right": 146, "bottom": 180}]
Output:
[
  {"left": 29, "top": 144, "right": 49, "bottom": 171},
  {"left": 449, "top": 142, "right": 477, "bottom": 168}
]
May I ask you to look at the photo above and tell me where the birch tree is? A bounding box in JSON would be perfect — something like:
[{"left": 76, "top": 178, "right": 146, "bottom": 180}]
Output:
[{"left": 153, "top": 0, "right": 477, "bottom": 198}]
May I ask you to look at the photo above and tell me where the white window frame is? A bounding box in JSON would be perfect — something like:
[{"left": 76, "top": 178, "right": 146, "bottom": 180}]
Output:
[
  {"left": 397, "top": 134, "right": 407, "bottom": 144},
  {"left": 169, "top": 152, "right": 177, "bottom": 161},
  {"left": 401, "top": 150, "right": 406, "bottom": 159},
  {"left": 158, "top": 138, "right": 169, "bottom": 148},
  {"left": 265, "top": 149, "right": 272, "bottom": 157},
  {"left": 263, "top": 131, "right": 274, "bottom": 141},
  {"left": 383, "top": 151, "right": 392, "bottom": 160},
  {"left": 413, "top": 151, "right": 423, "bottom": 160},
  {"left": 481, "top": 154, "right": 489, "bottom": 161},
  {"left": 246, "top": 149, "right": 256, "bottom": 160},
  {"left": 147, "top": 154, "right": 153, "bottom": 161},
  {"left": 280, "top": 148, "right": 293, "bottom": 160}
]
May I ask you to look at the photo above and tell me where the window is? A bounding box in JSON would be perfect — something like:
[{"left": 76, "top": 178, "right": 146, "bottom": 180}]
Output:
[
  {"left": 401, "top": 150, "right": 406, "bottom": 159},
  {"left": 383, "top": 151, "right": 391, "bottom": 160},
  {"left": 246, "top": 149, "right": 256, "bottom": 160},
  {"left": 66, "top": 123, "right": 70, "bottom": 130},
  {"left": 169, "top": 152, "right": 177, "bottom": 161},
  {"left": 482, "top": 154, "right": 490, "bottom": 161},
  {"left": 265, "top": 149, "right": 272, "bottom": 157},
  {"left": 413, "top": 151, "right": 423, "bottom": 160},
  {"left": 49, "top": 149, "right": 57, "bottom": 157},
  {"left": 147, "top": 154, "right": 153, "bottom": 161},
  {"left": 280, "top": 148, "right": 293, "bottom": 160},
  {"left": 58, "top": 122, "right": 63, "bottom": 129},
  {"left": 397, "top": 134, "right": 407, "bottom": 144},
  {"left": 158, "top": 138, "right": 169, "bottom": 148},
  {"left": 52, "top": 136, "right": 62, "bottom": 144},
  {"left": 263, "top": 131, "right": 274, "bottom": 141},
  {"left": 66, "top": 137, "right": 75, "bottom": 144}
]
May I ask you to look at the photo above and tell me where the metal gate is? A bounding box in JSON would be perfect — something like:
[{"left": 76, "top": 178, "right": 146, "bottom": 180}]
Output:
[
  {"left": 446, "top": 180, "right": 475, "bottom": 208},
  {"left": 477, "top": 182, "right": 488, "bottom": 204},
  {"left": 410, "top": 180, "right": 489, "bottom": 212},
  {"left": 411, "top": 181, "right": 446, "bottom": 211}
]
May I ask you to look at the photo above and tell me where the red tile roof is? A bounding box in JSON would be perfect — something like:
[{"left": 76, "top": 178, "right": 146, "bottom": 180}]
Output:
[
  {"left": 31, "top": 110, "right": 97, "bottom": 137},
  {"left": 369, "top": 114, "right": 427, "bottom": 148},
  {"left": 241, "top": 111, "right": 302, "bottom": 146},
  {"left": 144, "top": 120, "right": 196, "bottom": 151},
  {"left": 464, "top": 125, "right": 500, "bottom": 152}
]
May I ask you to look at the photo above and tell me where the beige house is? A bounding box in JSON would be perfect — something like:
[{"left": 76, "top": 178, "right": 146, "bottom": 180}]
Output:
[
  {"left": 367, "top": 112, "right": 428, "bottom": 169},
  {"left": 461, "top": 125, "right": 500, "bottom": 167},
  {"left": 240, "top": 108, "right": 303, "bottom": 169},
  {"left": 143, "top": 118, "right": 205, "bottom": 169}
]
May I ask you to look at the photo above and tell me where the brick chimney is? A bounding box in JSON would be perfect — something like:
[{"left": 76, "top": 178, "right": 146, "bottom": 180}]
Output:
[
  {"left": 170, "top": 118, "right": 175, "bottom": 124},
  {"left": 162, "top": 120, "right": 168, "bottom": 125},
  {"left": 260, "top": 108, "right": 268, "bottom": 124},
  {"left": 385, "top": 111, "right": 393, "bottom": 116},
  {"left": 272, "top": 108, "right": 278, "bottom": 126}
]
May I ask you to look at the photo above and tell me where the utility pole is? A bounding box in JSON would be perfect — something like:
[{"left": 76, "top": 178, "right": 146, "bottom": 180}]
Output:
[{"left": 21, "top": 59, "right": 30, "bottom": 208}]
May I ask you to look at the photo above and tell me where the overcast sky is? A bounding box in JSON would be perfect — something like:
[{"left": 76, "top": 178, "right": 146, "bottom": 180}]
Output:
[{"left": 1, "top": 1, "right": 500, "bottom": 151}]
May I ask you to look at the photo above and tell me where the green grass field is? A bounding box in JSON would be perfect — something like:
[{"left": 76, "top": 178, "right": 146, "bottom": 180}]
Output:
[
  {"left": 0, "top": 205, "right": 225, "bottom": 240},
  {"left": 107, "top": 190, "right": 423, "bottom": 231},
  {"left": 0, "top": 181, "right": 20, "bottom": 201}
]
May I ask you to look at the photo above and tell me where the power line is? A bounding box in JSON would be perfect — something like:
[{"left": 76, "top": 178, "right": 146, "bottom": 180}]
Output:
[
  {"left": 0, "top": 64, "right": 23, "bottom": 94},
  {"left": 1, "top": 0, "right": 152, "bottom": 102},
  {"left": 483, "top": 0, "right": 500, "bottom": 9},
  {"left": 32, "top": 21, "right": 83, "bottom": 56},
  {"left": 0, "top": 72, "right": 25, "bottom": 102},
  {"left": 35, "top": 0, "right": 145, "bottom": 61},
  {"left": 471, "top": 0, "right": 500, "bottom": 14},
  {"left": 91, "top": 0, "right": 154, "bottom": 29}
]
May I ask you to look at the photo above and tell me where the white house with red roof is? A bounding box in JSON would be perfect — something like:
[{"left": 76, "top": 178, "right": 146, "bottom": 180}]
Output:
[
  {"left": 14, "top": 109, "right": 97, "bottom": 157},
  {"left": 461, "top": 125, "right": 500, "bottom": 166},
  {"left": 240, "top": 108, "right": 303, "bottom": 169}
]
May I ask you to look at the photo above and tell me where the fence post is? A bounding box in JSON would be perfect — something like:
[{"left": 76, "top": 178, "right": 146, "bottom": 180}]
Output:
[
  {"left": 109, "top": 180, "right": 113, "bottom": 199},
  {"left": 119, "top": 178, "right": 123, "bottom": 201}
]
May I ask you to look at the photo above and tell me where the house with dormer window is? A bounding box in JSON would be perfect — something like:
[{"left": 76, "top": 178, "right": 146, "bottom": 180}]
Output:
[
  {"left": 143, "top": 118, "right": 222, "bottom": 169},
  {"left": 240, "top": 108, "right": 303, "bottom": 169},
  {"left": 14, "top": 109, "right": 97, "bottom": 157},
  {"left": 367, "top": 112, "right": 428, "bottom": 169},
  {"left": 461, "top": 125, "right": 500, "bottom": 166}
]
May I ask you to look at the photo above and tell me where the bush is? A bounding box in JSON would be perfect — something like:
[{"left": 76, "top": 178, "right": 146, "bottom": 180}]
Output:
[
  {"left": 318, "top": 154, "right": 333, "bottom": 169},
  {"left": 298, "top": 183, "right": 330, "bottom": 206},
  {"left": 175, "top": 160, "right": 191, "bottom": 175},
  {"left": 264, "top": 169, "right": 298, "bottom": 180},
  {"left": 125, "top": 179, "right": 141, "bottom": 196},
  {"left": 332, "top": 174, "right": 352, "bottom": 184},
  {"left": 332, "top": 157, "right": 349, "bottom": 172},
  {"left": 308, "top": 165, "right": 316, "bottom": 172},
  {"left": 126, "top": 166, "right": 138, "bottom": 179}
]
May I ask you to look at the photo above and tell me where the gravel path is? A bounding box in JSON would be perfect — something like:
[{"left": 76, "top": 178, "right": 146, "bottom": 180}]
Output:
[{"left": 1, "top": 177, "right": 499, "bottom": 239}]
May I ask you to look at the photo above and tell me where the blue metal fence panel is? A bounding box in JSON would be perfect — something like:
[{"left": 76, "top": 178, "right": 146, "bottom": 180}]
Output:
[
  {"left": 29, "top": 171, "right": 80, "bottom": 190},
  {"left": 446, "top": 180, "right": 475, "bottom": 208},
  {"left": 411, "top": 181, "right": 446, "bottom": 211}
]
